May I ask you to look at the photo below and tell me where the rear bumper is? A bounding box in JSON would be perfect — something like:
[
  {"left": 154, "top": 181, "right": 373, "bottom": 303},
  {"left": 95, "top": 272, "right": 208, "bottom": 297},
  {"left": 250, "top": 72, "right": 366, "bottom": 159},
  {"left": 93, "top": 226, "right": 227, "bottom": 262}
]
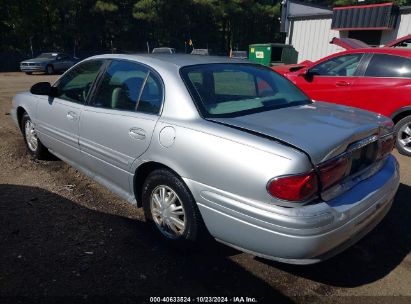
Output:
[{"left": 187, "top": 155, "right": 399, "bottom": 264}]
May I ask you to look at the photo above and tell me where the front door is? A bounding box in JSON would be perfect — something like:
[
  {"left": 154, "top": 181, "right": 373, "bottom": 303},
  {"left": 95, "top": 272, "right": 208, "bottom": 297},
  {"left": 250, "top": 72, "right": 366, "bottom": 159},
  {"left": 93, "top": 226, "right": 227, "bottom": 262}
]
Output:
[
  {"left": 293, "top": 53, "right": 364, "bottom": 104},
  {"left": 36, "top": 60, "right": 104, "bottom": 164}
]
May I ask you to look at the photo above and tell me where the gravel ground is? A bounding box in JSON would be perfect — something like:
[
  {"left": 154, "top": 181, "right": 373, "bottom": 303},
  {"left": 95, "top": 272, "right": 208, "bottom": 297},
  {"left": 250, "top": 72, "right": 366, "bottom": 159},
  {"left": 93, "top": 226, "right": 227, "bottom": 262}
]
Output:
[{"left": 0, "top": 72, "right": 410, "bottom": 303}]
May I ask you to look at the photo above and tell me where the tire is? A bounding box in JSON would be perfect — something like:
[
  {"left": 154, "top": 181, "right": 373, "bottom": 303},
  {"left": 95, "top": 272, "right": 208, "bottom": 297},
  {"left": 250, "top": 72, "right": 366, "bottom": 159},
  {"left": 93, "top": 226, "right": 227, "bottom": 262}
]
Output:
[
  {"left": 142, "top": 169, "right": 204, "bottom": 243},
  {"left": 25, "top": 72, "right": 32, "bottom": 75},
  {"left": 395, "top": 115, "right": 411, "bottom": 156},
  {"left": 21, "top": 113, "right": 49, "bottom": 159},
  {"left": 45, "top": 64, "right": 54, "bottom": 75}
]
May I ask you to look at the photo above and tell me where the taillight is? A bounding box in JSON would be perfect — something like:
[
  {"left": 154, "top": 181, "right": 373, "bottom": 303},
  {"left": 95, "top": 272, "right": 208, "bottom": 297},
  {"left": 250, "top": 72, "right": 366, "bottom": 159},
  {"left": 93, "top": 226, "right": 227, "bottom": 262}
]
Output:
[
  {"left": 267, "top": 172, "right": 318, "bottom": 202},
  {"left": 318, "top": 156, "right": 349, "bottom": 190},
  {"left": 378, "top": 134, "right": 395, "bottom": 159}
]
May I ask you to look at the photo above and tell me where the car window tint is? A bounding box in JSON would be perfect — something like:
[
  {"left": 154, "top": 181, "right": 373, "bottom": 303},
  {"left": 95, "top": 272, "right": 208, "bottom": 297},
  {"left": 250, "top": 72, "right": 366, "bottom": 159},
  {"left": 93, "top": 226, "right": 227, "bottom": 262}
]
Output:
[
  {"left": 310, "top": 54, "right": 363, "bottom": 77},
  {"left": 181, "top": 64, "right": 310, "bottom": 118},
  {"left": 93, "top": 60, "right": 148, "bottom": 111},
  {"left": 365, "top": 54, "right": 411, "bottom": 78},
  {"left": 137, "top": 72, "right": 163, "bottom": 114},
  {"left": 214, "top": 70, "right": 256, "bottom": 96},
  {"left": 55, "top": 60, "right": 103, "bottom": 104}
]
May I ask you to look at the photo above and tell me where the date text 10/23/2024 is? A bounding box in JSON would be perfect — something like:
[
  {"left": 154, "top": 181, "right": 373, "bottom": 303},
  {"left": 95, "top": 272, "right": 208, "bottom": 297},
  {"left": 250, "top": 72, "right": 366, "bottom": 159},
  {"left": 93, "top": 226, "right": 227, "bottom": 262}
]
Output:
[{"left": 149, "top": 297, "right": 258, "bottom": 303}]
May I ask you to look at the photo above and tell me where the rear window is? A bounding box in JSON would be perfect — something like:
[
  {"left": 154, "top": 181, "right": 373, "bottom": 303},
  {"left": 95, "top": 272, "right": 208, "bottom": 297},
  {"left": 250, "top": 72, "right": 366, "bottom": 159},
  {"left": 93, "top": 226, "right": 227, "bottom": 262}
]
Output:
[{"left": 180, "top": 64, "right": 311, "bottom": 118}]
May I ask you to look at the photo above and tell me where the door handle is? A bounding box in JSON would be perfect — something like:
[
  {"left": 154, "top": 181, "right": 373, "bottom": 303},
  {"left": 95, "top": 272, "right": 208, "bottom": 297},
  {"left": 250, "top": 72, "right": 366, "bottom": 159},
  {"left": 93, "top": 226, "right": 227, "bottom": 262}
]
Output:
[
  {"left": 129, "top": 128, "right": 146, "bottom": 140},
  {"left": 335, "top": 81, "right": 351, "bottom": 87},
  {"left": 66, "top": 111, "right": 78, "bottom": 121}
]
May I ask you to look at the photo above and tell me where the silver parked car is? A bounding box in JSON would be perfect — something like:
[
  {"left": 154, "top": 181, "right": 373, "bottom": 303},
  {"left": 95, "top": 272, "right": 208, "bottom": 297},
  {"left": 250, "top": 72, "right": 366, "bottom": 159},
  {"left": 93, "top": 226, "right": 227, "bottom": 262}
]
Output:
[
  {"left": 230, "top": 50, "right": 248, "bottom": 60},
  {"left": 20, "top": 52, "right": 78, "bottom": 75},
  {"left": 191, "top": 49, "right": 212, "bottom": 56},
  {"left": 152, "top": 47, "right": 176, "bottom": 54},
  {"left": 11, "top": 54, "right": 399, "bottom": 264}
]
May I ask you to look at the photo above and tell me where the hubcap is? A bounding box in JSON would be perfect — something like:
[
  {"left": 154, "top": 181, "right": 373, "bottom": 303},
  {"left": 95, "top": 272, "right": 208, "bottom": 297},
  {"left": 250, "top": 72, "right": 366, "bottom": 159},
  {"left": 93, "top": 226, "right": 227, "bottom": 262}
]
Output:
[
  {"left": 24, "top": 120, "right": 38, "bottom": 152},
  {"left": 150, "top": 185, "right": 186, "bottom": 239},
  {"left": 397, "top": 123, "right": 411, "bottom": 153}
]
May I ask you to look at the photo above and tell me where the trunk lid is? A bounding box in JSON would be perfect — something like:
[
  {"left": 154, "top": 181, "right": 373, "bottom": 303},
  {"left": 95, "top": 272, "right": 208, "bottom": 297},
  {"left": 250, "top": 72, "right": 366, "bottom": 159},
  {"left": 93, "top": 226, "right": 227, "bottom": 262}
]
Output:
[
  {"left": 330, "top": 37, "right": 370, "bottom": 50},
  {"left": 211, "top": 101, "right": 390, "bottom": 164}
]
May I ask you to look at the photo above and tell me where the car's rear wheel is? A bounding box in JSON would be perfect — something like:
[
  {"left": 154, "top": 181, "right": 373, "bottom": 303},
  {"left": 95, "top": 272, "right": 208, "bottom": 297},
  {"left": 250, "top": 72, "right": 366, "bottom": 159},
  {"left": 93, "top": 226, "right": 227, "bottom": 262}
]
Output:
[
  {"left": 142, "top": 169, "right": 203, "bottom": 243},
  {"left": 395, "top": 116, "right": 411, "bottom": 156},
  {"left": 46, "top": 64, "right": 54, "bottom": 75},
  {"left": 21, "top": 113, "right": 49, "bottom": 159},
  {"left": 25, "top": 72, "right": 32, "bottom": 75}
]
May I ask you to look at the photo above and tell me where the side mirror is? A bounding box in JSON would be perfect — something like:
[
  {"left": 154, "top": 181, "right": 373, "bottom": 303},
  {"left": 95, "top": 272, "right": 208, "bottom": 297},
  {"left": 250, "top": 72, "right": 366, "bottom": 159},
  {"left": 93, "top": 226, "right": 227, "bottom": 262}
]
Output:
[
  {"left": 30, "top": 82, "right": 58, "bottom": 96},
  {"left": 299, "top": 69, "right": 314, "bottom": 82},
  {"left": 298, "top": 68, "right": 308, "bottom": 76}
]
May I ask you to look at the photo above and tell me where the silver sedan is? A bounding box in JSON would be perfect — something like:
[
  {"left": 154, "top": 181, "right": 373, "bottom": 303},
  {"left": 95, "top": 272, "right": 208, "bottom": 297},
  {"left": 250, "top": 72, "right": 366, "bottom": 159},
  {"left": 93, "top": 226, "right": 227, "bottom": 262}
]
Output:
[{"left": 11, "top": 54, "right": 399, "bottom": 264}]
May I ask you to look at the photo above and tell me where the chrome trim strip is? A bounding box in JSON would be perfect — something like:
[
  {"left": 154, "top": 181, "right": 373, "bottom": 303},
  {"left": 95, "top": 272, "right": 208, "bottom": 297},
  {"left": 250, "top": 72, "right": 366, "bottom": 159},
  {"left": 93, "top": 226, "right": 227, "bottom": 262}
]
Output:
[{"left": 346, "top": 134, "right": 378, "bottom": 153}]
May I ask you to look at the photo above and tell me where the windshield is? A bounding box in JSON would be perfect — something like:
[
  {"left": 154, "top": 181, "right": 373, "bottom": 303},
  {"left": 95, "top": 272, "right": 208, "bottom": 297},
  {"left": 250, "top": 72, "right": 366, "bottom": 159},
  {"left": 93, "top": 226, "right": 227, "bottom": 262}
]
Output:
[
  {"left": 36, "top": 53, "right": 57, "bottom": 59},
  {"left": 180, "top": 64, "right": 311, "bottom": 118}
]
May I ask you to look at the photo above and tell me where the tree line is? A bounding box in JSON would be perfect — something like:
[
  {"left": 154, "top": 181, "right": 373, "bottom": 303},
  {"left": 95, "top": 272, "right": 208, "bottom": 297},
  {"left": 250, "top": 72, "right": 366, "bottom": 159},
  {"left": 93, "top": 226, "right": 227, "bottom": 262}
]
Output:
[
  {"left": 1, "top": 0, "right": 411, "bottom": 59},
  {"left": 0, "top": 0, "right": 283, "bottom": 58}
]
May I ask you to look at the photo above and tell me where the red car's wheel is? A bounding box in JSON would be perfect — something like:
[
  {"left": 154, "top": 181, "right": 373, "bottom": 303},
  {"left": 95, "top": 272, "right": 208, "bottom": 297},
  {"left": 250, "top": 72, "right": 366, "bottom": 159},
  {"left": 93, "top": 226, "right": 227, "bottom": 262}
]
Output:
[{"left": 395, "top": 116, "right": 411, "bottom": 156}]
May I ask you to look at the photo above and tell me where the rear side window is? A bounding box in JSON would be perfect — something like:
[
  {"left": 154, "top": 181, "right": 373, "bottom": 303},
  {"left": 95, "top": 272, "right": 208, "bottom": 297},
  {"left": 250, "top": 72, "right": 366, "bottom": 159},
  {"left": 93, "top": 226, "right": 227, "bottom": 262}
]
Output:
[
  {"left": 138, "top": 74, "right": 163, "bottom": 114},
  {"left": 92, "top": 60, "right": 163, "bottom": 114},
  {"left": 365, "top": 54, "right": 411, "bottom": 78},
  {"left": 54, "top": 60, "right": 103, "bottom": 104},
  {"left": 310, "top": 54, "right": 363, "bottom": 77}
]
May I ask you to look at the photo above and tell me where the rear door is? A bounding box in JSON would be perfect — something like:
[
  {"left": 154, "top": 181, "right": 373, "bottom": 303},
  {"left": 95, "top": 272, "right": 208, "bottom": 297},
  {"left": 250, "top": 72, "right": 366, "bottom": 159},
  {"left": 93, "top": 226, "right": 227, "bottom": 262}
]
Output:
[
  {"left": 293, "top": 53, "right": 364, "bottom": 103},
  {"left": 349, "top": 53, "right": 411, "bottom": 117},
  {"left": 79, "top": 59, "right": 163, "bottom": 194},
  {"left": 36, "top": 60, "right": 104, "bottom": 164}
]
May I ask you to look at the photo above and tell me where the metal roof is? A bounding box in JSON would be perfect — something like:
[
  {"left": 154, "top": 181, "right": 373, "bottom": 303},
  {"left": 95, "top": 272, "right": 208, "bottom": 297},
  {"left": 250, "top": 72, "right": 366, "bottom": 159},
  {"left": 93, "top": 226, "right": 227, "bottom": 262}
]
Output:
[
  {"left": 331, "top": 3, "right": 399, "bottom": 31},
  {"left": 285, "top": 1, "right": 410, "bottom": 20}
]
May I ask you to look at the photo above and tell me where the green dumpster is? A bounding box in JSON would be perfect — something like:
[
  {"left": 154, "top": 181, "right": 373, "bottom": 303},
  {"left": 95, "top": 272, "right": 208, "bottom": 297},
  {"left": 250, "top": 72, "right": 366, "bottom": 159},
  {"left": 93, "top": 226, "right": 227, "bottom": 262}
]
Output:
[{"left": 248, "top": 43, "right": 298, "bottom": 67}]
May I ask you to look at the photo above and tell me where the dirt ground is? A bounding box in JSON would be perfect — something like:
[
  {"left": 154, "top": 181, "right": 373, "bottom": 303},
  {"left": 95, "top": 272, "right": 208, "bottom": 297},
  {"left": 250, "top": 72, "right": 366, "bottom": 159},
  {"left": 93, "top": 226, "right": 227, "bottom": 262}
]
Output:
[{"left": 0, "top": 72, "right": 410, "bottom": 303}]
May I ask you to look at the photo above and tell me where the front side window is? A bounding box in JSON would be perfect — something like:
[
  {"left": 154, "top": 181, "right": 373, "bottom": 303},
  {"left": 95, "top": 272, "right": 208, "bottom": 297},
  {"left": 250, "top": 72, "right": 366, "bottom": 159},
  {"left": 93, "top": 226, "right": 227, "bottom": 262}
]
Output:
[
  {"left": 181, "top": 64, "right": 311, "bottom": 118},
  {"left": 365, "top": 54, "right": 411, "bottom": 78},
  {"left": 54, "top": 60, "right": 103, "bottom": 104},
  {"left": 310, "top": 54, "right": 363, "bottom": 77},
  {"left": 92, "top": 60, "right": 163, "bottom": 114}
]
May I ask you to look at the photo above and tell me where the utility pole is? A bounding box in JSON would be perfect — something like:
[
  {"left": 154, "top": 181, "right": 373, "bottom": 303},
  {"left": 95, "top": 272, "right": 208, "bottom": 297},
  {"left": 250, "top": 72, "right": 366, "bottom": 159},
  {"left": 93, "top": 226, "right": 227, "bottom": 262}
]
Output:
[{"left": 29, "top": 36, "right": 33, "bottom": 58}]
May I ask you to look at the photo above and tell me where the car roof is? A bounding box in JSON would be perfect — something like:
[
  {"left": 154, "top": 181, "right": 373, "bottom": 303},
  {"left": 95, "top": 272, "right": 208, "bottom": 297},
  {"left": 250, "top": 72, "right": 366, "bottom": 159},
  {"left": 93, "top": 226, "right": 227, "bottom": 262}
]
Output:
[{"left": 88, "top": 54, "right": 246, "bottom": 68}]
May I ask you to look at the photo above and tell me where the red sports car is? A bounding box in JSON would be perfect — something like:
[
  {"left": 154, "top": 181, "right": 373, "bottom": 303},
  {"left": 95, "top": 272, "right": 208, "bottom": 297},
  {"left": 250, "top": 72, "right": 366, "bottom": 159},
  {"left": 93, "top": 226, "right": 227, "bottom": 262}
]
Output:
[{"left": 274, "top": 47, "right": 411, "bottom": 156}]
